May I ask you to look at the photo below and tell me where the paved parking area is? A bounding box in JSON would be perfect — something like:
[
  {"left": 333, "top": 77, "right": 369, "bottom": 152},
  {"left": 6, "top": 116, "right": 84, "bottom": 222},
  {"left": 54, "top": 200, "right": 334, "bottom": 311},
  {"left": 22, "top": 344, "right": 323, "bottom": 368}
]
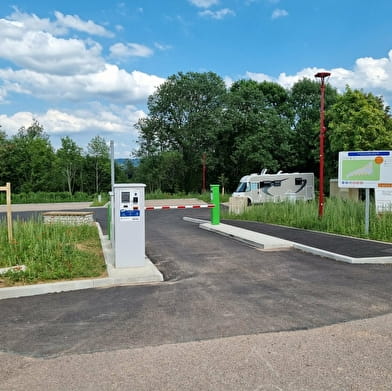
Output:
[
  {"left": 1, "top": 205, "right": 392, "bottom": 389},
  {"left": 0, "top": 208, "right": 391, "bottom": 359}
]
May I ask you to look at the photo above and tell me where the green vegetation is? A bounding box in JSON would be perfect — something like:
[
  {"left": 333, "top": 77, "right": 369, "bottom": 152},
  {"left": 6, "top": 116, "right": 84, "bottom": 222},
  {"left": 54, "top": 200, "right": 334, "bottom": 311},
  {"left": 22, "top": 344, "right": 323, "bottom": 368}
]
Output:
[
  {"left": 2, "top": 72, "right": 392, "bottom": 197},
  {"left": 0, "top": 219, "right": 106, "bottom": 286},
  {"left": 146, "top": 190, "right": 230, "bottom": 203},
  {"left": 224, "top": 198, "right": 392, "bottom": 242},
  {"left": 0, "top": 191, "right": 93, "bottom": 205}
]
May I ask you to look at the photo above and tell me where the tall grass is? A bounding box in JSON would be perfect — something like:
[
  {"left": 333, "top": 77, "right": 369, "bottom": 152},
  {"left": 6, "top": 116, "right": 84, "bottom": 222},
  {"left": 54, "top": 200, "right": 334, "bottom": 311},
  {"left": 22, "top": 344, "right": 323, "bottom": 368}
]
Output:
[
  {"left": 224, "top": 198, "right": 392, "bottom": 242},
  {"left": 0, "top": 218, "right": 106, "bottom": 285}
]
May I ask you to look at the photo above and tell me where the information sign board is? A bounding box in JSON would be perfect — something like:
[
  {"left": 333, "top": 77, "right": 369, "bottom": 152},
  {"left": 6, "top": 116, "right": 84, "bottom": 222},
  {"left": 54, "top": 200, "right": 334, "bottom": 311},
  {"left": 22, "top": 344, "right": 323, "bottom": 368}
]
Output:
[{"left": 338, "top": 151, "right": 392, "bottom": 188}]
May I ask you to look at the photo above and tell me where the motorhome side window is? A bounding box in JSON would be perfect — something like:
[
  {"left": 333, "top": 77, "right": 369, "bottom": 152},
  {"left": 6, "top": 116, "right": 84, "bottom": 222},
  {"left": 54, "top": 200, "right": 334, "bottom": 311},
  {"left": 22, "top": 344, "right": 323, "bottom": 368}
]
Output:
[
  {"left": 250, "top": 182, "right": 258, "bottom": 191},
  {"left": 295, "top": 178, "right": 303, "bottom": 185},
  {"left": 260, "top": 181, "right": 272, "bottom": 188}
]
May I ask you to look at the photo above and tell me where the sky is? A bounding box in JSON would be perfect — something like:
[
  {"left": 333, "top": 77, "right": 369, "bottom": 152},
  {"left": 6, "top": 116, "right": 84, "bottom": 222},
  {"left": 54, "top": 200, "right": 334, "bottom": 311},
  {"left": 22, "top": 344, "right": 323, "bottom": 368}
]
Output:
[{"left": 0, "top": 0, "right": 392, "bottom": 158}]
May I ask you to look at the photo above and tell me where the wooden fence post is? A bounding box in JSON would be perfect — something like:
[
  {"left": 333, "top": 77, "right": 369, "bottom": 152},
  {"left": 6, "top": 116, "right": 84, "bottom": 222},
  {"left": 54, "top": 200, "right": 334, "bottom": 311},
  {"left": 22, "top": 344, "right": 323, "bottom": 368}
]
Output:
[{"left": 0, "top": 182, "right": 13, "bottom": 242}]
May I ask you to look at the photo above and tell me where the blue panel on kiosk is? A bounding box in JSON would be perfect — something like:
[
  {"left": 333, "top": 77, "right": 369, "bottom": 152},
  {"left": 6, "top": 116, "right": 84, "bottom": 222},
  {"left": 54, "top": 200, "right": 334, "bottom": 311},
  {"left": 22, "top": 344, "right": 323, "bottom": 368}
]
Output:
[{"left": 120, "top": 209, "right": 140, "bottom": 217}]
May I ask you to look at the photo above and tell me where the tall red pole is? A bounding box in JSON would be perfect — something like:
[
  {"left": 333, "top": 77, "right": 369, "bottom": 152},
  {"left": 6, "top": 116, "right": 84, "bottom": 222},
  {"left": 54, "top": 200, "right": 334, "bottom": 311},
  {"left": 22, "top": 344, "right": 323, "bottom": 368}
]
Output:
[{"left": 315, "top": 72, "right": 331, "bottom": 218}]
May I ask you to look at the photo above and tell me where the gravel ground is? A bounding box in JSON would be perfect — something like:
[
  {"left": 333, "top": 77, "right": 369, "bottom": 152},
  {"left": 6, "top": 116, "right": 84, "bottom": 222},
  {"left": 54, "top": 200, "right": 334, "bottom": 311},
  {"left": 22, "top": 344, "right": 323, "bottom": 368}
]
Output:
[{"left": 1, "top": 313, "right": 391, "bottom": 391}]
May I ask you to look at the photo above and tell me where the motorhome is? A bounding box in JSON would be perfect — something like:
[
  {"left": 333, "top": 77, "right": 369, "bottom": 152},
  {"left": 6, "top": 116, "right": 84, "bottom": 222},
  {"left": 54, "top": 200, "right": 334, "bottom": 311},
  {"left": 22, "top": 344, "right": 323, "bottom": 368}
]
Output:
[{"left": 232, "top": 169, "right": 314, "bottom": 205}]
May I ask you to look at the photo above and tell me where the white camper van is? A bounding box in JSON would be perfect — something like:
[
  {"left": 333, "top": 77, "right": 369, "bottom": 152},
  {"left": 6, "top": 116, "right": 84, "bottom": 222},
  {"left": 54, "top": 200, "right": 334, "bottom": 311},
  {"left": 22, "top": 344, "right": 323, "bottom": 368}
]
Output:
[{"left": 232, "top": 169, "right": 314, "bottom": 205}]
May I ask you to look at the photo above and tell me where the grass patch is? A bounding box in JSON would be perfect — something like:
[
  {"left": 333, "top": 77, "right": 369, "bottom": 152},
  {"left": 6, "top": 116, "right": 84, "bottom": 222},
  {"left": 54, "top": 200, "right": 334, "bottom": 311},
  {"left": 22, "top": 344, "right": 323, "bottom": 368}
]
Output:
[
  {"left": 224, "top": 198, "right": 392, "bottom": 242},
  {"left": 0, "top": 218, "right": 106, "bottom": 286},
  {"left": 90, "top": 193, "right": 110, "bottom": 207}
]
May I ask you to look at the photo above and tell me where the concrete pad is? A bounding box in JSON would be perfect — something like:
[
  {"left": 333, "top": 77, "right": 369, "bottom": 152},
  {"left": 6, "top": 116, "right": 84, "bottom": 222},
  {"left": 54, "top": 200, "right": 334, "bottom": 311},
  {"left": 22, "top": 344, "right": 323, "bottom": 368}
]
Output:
[
  {"left": 0, "top": 223, "right": 163, "bottom": 300},
  {"left": 200, "top": 222, "right": 293, "bottom": 250}
]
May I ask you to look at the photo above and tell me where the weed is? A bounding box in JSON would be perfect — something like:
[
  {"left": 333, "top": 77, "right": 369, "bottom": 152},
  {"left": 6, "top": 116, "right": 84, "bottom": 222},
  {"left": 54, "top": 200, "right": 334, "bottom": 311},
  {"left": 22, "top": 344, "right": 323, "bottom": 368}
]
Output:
[{"left": 0, "top": 218, "right": 106, "bottom": 285}]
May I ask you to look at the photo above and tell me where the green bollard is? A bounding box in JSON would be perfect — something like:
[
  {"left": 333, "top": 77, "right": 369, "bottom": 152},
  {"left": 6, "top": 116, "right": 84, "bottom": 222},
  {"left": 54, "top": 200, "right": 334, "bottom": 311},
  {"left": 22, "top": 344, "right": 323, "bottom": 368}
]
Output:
[{"left": 210, "top": 184, "right": 220, "bottom": 225}]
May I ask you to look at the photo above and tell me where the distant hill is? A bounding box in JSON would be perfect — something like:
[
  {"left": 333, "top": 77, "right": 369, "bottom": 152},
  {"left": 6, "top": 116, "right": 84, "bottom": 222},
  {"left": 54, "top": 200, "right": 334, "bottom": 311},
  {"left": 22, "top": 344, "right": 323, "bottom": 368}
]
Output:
[{"left": 115, "top": 158, "right": 140, "bottom": 167}]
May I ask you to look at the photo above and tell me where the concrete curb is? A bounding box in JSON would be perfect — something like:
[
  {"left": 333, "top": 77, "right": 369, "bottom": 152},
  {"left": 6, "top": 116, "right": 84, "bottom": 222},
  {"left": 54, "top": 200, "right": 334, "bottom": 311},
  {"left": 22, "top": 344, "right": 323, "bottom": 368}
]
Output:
[
  {"left": 0, "top": 223, "right": 163, "bottom": 301},
  {"left": 200, "top": 222, "right": 293, "bottom": 250},
  {"left": 200, "top": 222, "right": 392, "bottom": 264}
]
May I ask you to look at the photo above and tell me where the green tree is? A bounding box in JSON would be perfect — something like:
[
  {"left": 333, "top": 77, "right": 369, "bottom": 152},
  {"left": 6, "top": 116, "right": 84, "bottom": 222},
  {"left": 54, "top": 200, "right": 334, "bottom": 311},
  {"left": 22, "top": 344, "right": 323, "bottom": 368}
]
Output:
[
  {"left": 328, "top": 87, "right": 392, "bottom": 152},
  {"left": 8, "top": 121, "right": 56, "bottom": 192},
  {"left": 134, "top": 151, "right": 186, "bottom": 193},
  {"left": 86, "top": 136, "right": 110, "bottom": 194},
  {"left": 0, "top": 129, "right": 11, "bottom": 185},
  {"left": 114, "top": 159, "right": 136, "bottom": 183},
  {"left": 289, "top": 78, "right": 338, "bottom": 174},
  {"left": 136, "top": 71, "right": 227, "bottom": 192},
  {"left": 56, "top": 136, "right": 83, "bottom": 195},
  {"left": 221, "top": 79, "right": 293, "bottom": 189}
]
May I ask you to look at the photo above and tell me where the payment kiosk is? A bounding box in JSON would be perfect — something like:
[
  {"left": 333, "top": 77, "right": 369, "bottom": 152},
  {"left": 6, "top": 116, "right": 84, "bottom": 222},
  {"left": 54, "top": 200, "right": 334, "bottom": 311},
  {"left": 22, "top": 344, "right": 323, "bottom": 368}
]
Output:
[{"left": 113, "top": 183, "right": 146, "bottom": 268}]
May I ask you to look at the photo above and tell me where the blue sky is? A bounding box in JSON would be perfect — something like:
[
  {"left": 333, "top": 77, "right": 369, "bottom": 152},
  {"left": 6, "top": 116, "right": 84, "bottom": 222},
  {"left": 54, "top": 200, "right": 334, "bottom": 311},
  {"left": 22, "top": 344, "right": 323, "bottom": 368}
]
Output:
[{"left": 0, "top": 0, "right": 392, "bottom": 157}]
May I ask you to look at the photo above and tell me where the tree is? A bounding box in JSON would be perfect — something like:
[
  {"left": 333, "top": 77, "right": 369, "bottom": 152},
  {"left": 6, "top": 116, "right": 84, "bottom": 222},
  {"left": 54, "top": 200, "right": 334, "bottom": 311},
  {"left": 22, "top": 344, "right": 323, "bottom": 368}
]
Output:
[
  {"left": 0, "top": 129, "right": 11, "bottom": 185},
  {"left": 8, "top": 121, "right": 56, "bottom": 192},
  {"left": 289, "top": 78, "right": 338, "bottom": 174},
  {"left": 114, "top": 159, "right": 136, "bottom": 183},
  {"left": 56, "top": 136, "right": 83, "bottom": 195},
  {"left": 134, "top": 151, "right": 186, "bottom": 193},
  {"left": 328, "top": 87, "right": 392, "bottom": 152},
  {"left": 221, "top": 79, "right": 293, "bottom": 189},
  {"left": 136, "top": 71, "right": 227, "bottom": 192},
  {"left": 86, "top": 136, "right": 110, "bottom": 194}
]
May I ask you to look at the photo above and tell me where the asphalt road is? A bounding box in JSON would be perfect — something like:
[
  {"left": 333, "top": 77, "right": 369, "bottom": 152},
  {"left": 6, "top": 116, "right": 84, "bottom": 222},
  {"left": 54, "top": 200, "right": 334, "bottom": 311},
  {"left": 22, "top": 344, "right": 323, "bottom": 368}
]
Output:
[{"left": 0, "top": 208, "right": 392, "bottom": 360}]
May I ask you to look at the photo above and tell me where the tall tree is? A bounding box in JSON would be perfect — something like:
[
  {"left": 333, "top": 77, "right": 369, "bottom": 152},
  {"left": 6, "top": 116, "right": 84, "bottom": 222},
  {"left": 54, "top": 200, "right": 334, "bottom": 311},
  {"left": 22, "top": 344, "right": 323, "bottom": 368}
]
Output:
[
  {"left": 136, "top": 71, "right": 227, "bottom": 192},
  {"left": 8, "top": 120, "right": 56, "bottom": 192},
  {"left": 328, "top": 87, "right": 392, "bottom": 152},
  {"left": 221, "top": 79, "right": 293, "bottom": 188},
  {"left": 86, "top": 136, "right": 110, "bottom": 194},
  {"left": 56, "top": 136, "right": 83, "bottom": 195},
  {"left": 0, "top": 129, "right": 11, "bottom": 185},
  {"left": 289, "top": 78, "right": 338, "bottom": 174},
  {"left": 326, "top": 87, "right": 392, "bottom": 180}
]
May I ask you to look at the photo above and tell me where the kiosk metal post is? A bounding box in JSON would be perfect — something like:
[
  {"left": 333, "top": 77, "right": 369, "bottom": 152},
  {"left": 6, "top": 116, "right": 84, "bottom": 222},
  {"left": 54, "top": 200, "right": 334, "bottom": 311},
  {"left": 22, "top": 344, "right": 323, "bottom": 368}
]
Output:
[{"left": 113, "top": 183, "right": 146, "bottom": 268}]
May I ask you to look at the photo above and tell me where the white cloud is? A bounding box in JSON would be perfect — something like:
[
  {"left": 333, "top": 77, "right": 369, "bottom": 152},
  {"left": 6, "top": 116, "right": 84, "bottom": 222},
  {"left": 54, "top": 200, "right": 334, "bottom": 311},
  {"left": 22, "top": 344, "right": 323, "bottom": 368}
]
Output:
[
  {"left": 0, "top": 16, "right": 105, "bottom": 75},
  {"left": 199, "top": 8, "right": 236, "bottom": 19},
  {"left": 0, "top": 65, "right": 165, "bottom": 104},
  {"left": 271, "top": 8, "right": 288, "bottom": 20},
  {"left": 154, "top": 42, "right": 172, "bottom": 51},
  {"left": 245, "top": 72, "right": 274, "bottom": 83},
  {"left": 0, "top": 104, "right": 146, "bottom": 137},
  {"left": 110, "top": 43, "right": 154, "bottom": 58},
  {"left": 8, "top": 8, "right": 113, "bottom": 37},
  {"left": 223, "top": 76, "right": 234, "bottom": 88},
  {"left": 246, "top": 50, "right": 392, "bottom": 102},
  {"left": 189, "top": 0, "right": 219, "bottom": 8},
  {"left": 54, "top": 11, "right": 114, "bottom": 37}
]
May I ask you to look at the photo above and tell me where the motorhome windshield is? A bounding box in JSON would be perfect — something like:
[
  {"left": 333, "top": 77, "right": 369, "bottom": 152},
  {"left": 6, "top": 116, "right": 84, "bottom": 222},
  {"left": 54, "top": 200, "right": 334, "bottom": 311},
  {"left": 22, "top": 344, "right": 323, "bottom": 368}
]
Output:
[{"left": 235, "top": 182, "right": 250, "bottom": 192}]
